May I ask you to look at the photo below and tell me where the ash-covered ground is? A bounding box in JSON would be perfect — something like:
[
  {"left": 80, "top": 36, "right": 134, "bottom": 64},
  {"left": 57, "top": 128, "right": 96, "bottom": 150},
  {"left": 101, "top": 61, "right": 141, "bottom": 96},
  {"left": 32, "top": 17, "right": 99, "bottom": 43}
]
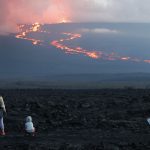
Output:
[{"left": 1, "top": 89, "right": 150, "bottom": 150}]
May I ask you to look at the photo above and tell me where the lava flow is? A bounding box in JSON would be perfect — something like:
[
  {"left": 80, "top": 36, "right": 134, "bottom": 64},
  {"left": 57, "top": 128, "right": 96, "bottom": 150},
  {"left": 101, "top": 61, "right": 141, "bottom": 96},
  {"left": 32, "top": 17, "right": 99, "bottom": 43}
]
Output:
[
  {"left": 15, "top": 23, "right": 150, "bottom": 64},
  {"left": 16, "top": 22, "right": 44, "bottom": 45},
  {"left": 51, "top": 32, "right": 101, "bottom": 59}
]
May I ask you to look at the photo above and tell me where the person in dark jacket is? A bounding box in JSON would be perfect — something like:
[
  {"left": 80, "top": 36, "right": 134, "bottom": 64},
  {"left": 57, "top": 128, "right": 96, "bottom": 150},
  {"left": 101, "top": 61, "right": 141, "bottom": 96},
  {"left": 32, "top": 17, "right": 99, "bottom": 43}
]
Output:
[{"left": 0, "top": 96, "right": 6, "bottom": 135}]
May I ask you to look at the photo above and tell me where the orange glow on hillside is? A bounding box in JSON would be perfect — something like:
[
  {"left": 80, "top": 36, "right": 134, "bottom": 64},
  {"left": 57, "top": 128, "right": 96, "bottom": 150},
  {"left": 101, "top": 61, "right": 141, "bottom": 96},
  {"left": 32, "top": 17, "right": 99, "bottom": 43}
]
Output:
[
  {"left": 59, "top": 18, "right": 71, "bottom": 23},
  {"left": 15, "top": 23, "right": 150, "bottom": 64},
  {"left": 144, "top": 60, "right": 150, "bottom": 63},
  {"left": 16, "top": 23, "right": 43, "bottom": 45},
  {"left": 32, "top": 22, "right": 40, "bottom": 32},
  {"left": 86, "top": 52, "right": 100, "bottom": 59}
]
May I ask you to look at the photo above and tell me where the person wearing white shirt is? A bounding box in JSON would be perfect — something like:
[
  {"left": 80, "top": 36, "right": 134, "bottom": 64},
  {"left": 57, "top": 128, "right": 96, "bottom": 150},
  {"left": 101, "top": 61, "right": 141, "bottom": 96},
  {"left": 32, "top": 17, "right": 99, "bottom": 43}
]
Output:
[{"left": 25, "top": 116, "right": 35, "bottom": 135}]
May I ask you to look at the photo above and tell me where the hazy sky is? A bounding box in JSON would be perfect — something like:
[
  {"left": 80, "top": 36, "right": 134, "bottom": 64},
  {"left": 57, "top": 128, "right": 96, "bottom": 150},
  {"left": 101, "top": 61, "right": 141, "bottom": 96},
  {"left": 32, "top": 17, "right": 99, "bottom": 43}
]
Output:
[{"left": 1, "top": 0, "right": 150, "bottom": 34}]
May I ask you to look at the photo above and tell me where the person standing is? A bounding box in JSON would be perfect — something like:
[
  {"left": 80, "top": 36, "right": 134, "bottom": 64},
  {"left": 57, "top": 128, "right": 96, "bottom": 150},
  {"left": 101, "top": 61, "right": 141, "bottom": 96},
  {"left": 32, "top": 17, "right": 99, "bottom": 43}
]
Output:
[{"left": 0, "top": 96, "right": 6, "bottom": 135}]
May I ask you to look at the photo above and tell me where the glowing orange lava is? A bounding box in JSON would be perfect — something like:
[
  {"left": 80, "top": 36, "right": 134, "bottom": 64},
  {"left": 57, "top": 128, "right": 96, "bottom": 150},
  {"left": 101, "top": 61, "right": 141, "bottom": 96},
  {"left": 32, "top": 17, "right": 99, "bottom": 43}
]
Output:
[
  {"left": 15, "top": 23, "right": 150, "bottom": 64},
  {"left": 32, "top": 22, "right": 41, "bottom": 32},
  {"left": 16, "top": 22, "right": 44, "bottom": 45},
  {"left": 59, "top": 18, "right": 71, "bottom": 23},
  {"left": 144, "top": 60, "right": 150, "bottom": 63},
  {"left": 51, "top": 33, "right": 102, "bottom": 59},
  {"left": 121, "top": 57, "right": 131, "bottom": 61}
]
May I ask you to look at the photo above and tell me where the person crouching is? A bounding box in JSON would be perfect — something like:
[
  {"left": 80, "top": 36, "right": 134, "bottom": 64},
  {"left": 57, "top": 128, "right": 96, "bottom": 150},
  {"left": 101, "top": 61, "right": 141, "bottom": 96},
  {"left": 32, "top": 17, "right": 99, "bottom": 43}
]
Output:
[{"left": 25, "top": 116, "right": 35, "bottom": 136}]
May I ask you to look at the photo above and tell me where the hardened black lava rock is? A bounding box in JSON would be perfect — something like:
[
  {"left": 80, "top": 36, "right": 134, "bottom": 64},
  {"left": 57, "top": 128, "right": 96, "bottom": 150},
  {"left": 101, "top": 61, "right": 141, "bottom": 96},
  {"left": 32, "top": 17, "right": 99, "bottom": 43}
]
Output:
[{"left": 0, "top": 89, "right": 150, "bottom": 149}]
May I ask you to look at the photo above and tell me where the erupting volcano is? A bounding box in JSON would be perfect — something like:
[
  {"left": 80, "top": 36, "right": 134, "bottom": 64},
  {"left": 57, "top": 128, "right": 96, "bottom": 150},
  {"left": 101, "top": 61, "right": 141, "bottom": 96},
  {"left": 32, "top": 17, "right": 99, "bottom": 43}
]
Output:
[{"left": 15, "top": 23, "right": 150, "bottom": 64}]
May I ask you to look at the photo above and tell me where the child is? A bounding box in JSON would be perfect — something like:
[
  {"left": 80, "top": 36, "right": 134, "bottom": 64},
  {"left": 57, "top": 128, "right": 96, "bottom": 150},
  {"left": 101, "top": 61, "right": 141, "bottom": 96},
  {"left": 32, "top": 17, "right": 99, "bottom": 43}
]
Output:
[
  {"left": 0, "top": 96, "right": 6, "bottom": 135},
  {"left": 25, "top": 116, "right": 35, "bottom": 136}
]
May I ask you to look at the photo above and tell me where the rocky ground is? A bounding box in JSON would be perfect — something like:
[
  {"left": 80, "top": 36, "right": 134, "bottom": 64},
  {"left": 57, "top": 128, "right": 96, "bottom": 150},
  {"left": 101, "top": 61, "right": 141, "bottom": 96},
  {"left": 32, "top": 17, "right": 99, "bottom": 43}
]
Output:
[{"left": 1, "top": 89, "right": 150, "bottom": 149}]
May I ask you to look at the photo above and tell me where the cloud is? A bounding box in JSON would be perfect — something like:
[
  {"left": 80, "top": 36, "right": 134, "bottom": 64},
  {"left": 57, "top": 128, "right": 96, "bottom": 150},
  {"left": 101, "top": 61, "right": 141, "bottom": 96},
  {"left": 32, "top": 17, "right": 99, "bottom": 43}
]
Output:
[
  {"left": 0, "top": 0, "right": 150, "bottom": 34},
  {"left": 69, "top": 0, "right": 150, "bottom": 22},
  {"left": 80, "top": 28, "right": 120, "bottom": 34}
]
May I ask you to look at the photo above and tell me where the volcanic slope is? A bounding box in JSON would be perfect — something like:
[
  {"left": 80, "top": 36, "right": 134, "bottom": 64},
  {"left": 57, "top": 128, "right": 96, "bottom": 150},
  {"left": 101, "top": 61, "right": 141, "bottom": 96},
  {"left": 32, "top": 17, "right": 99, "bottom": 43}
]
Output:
[{"left": 0, "top": 89, "right": 150, "bottom": 149}]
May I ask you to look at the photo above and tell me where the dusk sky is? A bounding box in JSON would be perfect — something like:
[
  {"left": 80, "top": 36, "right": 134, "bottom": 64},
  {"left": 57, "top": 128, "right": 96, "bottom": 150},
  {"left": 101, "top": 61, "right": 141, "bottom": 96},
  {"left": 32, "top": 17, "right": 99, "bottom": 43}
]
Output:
[
  {"left": 0, "top": 0, "right": 150, "bottom": 80},
  {"left": 1, "top": 0, "right": 150, "bottom": 34}
]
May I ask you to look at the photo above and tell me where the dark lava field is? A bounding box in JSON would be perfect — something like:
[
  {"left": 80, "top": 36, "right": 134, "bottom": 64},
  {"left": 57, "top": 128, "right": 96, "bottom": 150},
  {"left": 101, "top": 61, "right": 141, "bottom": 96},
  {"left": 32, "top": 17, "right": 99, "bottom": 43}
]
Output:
[{"left": 1, "top": 89, "right": 150, "bottom": 150}]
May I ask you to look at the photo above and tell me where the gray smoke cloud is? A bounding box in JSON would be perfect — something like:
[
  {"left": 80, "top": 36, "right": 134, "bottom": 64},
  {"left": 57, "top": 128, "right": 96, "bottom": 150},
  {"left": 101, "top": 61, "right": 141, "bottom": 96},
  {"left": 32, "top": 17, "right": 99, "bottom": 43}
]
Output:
[{"left": 0, "top": 0, "right": 150, "bottom": 34}]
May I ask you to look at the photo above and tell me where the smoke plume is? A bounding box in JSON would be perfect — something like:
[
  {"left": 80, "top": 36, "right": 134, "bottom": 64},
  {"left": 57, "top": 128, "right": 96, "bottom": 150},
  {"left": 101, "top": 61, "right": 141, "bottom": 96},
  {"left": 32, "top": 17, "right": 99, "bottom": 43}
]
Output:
[{"left": 0, "top": 0, "right": 150, "bottom": 34}]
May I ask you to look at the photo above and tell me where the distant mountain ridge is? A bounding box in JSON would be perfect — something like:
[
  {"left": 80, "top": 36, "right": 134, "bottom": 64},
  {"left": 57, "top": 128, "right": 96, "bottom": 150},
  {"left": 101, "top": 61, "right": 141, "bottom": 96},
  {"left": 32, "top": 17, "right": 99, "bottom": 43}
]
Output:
[
  {"left": 43, "top": 73, "right": 150, "bottom": 82},
  {"left": 0, "top": 73, "right": 150, "bottom": 88}
]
